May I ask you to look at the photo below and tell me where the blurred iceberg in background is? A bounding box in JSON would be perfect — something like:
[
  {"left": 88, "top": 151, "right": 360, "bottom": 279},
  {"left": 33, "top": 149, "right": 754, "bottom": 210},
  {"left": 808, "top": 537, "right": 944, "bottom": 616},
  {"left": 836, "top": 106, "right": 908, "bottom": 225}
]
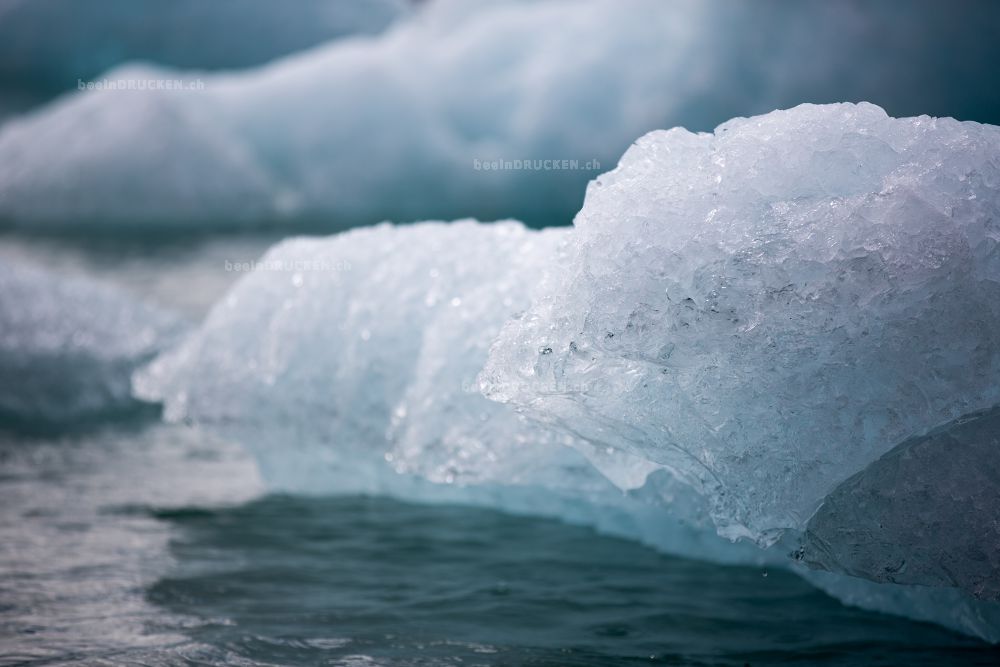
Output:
[
  {"left": 135, "top": 103, "right": 1000, "bottom": 641},
  {"left": 0, "top": 0, "right": 409, "bottom": 118},
  {"left": 1, "top": 0, "right": 999, "bottom": 230},
  {"left": 0, "top": 258, "right": 182, "bottom": 428}
]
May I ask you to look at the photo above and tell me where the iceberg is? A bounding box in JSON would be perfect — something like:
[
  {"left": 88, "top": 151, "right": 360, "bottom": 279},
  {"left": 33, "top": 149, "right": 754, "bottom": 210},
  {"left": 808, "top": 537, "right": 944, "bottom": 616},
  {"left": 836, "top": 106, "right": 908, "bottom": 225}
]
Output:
[
  {"left": 134, "top": 219, "right": 771, "bottom": 568},
  {"left": 482, "top": 101, "right": 1000, "bottom": 545},
  {"left": 482, "top": 104, "right": 1000, "bottom": 544},
  {"left": 3, "top": 0, "right": 1000, "bottom": 229},
  {"left": 136, "top": 221, "right": 634, "bottom": 495},
  {"left": 136, "top": 104, "right": 1000, "bottom": 640},
  {"left": 0, "top": 0, "right": 408, "bottom": 104},
  {"left": 0, "top": 258, "right": 182, "bottom": 428},
  {"left": 479, "top": 102, "right": 1000, "bottom": 633}
]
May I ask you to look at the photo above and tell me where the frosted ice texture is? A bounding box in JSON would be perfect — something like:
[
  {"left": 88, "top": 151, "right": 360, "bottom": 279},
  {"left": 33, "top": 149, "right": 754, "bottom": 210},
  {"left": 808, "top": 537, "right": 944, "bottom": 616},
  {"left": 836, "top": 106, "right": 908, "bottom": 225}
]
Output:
[
  {"left": 481, "top": 102, "right": 1000, "bottom": 545},
  {"left": 4, "top": 0, "right": 999, "bottom": 228},
  {"left": 0, "top": 259, "right": 182, "bottom": 426}
]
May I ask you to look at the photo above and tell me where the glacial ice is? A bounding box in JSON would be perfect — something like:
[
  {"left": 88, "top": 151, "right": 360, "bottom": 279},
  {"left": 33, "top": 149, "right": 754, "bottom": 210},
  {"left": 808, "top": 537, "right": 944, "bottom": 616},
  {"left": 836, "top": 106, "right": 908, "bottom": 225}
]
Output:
[
  {"left": 481, "top": 101, "right": 1000, "bottom": 545},
  {"left": 136, "top": 103, "right": 1000, "bottom": 641},
  {"left": 3, "top": 0, "right": 1000, "bottom": 228},
  {"left": 135, "top": 221, "right": 579, "bottom": 489},
  {"left": 0, "top": 259, "right": 182, "bottom": 427},
  {"left": 133, "top": 219, "right": 769, "bottom": 567},
  {"left": 803, "top": 407, "right": 1000, "bottom": 601},
  {"left": 475, "top": 102, "right": 1000, "bottom": 637}
]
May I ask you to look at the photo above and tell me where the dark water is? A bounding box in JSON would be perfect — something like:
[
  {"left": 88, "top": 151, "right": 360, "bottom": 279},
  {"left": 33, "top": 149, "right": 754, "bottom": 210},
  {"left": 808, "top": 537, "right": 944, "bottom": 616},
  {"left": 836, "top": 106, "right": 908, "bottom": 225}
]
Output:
[
  {"left": 149, "top": 496, "right": 998, "bottom": 667},
  {"left": 2, "top": 427, "right": 999, "bottom": 666}
]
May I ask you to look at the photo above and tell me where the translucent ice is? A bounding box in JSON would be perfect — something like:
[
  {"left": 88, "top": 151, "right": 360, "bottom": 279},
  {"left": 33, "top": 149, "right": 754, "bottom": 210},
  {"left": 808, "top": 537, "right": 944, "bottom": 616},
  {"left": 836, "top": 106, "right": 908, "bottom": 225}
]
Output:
[
  {"left": 133, "top": 219, "right": 769, "bottom": 566},
  {"left": 4, "top": 0, "right": 999, "bottom": 228},
  {"left": 135, "top": 222, "right": 585, "bottom": 490},
  {"left": 136, "top": 105, "right": 1000, "bottom": 641},
  {"left": 481, "top": 102, "right": 1000, "bottom": 546},
  {"left": 0, "top": 259, "right": 182, "bottom": 427},
  {"left": 803, "top": 407, "right": 1000, "bottom": 601}
]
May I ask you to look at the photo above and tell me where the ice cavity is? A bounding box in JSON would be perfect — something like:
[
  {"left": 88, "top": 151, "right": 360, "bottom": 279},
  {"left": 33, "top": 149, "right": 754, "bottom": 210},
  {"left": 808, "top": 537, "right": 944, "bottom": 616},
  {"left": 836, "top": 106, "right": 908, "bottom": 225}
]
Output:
[
  {"left": 481, "top": 102, "right": 1000, "bottom": 546},
  {"left": 0, "top": 259, "right": 182, "bottom": 427},
  {"left": 5, "top": 0, "right": 1000, "bottom": 229}
]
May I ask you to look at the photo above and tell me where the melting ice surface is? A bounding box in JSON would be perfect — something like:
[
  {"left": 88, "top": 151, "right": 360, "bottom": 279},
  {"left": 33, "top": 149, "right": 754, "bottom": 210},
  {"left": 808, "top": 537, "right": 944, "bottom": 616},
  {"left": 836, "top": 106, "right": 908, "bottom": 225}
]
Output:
[
  {"left": 3, "top": 0, "right": 1000, "bottom": 228},
  {"left": 137, "top": 103, "right": 1000, "bottom": 641}
]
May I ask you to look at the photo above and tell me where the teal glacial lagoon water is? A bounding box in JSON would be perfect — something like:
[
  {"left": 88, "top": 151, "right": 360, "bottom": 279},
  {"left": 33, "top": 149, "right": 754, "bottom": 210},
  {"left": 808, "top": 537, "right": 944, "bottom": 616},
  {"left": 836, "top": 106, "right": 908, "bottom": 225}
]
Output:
[{"left": 2, "top": 424, "right": 999, "bottom": 667}]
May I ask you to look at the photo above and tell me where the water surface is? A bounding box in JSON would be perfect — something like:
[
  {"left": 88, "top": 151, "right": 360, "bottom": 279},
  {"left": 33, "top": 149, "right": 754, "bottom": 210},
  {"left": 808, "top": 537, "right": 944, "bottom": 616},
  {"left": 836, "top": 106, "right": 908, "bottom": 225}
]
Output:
[{"left": 1, "top": 426, "right": 998, "bottom": 666}]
